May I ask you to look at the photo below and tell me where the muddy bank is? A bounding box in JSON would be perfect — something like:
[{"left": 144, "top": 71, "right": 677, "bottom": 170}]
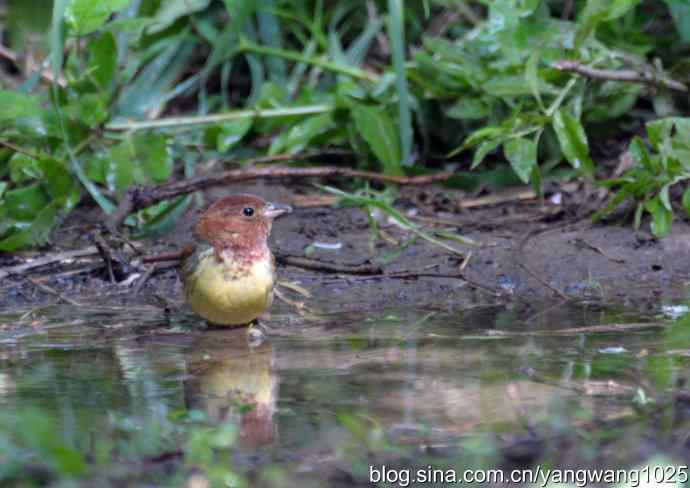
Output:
[{"left": 2, "top": 182, "right": 690, "bottom": 314}]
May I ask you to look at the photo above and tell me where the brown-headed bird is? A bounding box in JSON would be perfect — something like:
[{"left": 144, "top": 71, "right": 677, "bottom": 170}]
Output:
[{"left": 180, "top": 194, "right": 291, "bottom": 326}]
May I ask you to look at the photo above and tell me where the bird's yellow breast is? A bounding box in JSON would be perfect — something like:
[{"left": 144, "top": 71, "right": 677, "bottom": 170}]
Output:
[{"left": 184, "top": 249, "right": 275, "bottom": 326}]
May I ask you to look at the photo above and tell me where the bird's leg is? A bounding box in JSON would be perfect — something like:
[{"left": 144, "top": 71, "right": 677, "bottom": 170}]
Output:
[{"left": 246, "top": 321, "right": 265, "bottom": 346}]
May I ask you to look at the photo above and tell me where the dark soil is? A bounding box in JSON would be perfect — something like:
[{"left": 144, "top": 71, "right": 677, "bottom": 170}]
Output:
[{"left": 3, "top": 180, "right": 690, "bottom": 315}]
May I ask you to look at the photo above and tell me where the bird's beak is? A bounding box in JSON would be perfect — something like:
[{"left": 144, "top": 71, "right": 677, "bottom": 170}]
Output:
[{"left": 264, "top": 202, "right": 292, "bottom": 219}]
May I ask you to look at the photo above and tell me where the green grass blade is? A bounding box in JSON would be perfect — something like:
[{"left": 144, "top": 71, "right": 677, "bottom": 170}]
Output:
[
  {"left": 258, "top": 0, "right": 286, "bottom": 83},
  {"left": 387, "top": 0, "right": 413, "bottom": 167},
  {"left": 50, "top": 0, "right": 115, "bottom": 214},
  {"left": 317, "top": 185, "right": 468, "bottom": 256}
]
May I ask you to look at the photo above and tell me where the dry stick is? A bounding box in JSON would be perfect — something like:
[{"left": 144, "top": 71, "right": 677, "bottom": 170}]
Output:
[
  {"left": 132, "top": 266, "right": 157, "bottom": 295},
  {"left": 25, "top": 277, "right": 82, "bottom": 307},
  {"left": 554, "top": 60, "right": 688, "bottom": 93},
  {"left": 109, "top": 166, "right": 453, "bottom": 231},
  {"left": 142, "top": 249, "right": 384, "bottom": 275},
  {"left": 142, "top": 251, "right": 186, "bottom": 264},
  {"left": 141, "top": 251, "right": 498, "bottom": 295},
  {"left": 93, "top": 233, "right": 117, "bottom": 283},
  {"left": 346, "top": 271, "right": 501, "bottom": 296},
  {"left": 276, "top": 255, "right": 383, "bottom": 275},
  {"left": 518, "top": 261, "right": 569, "bottom": 300},
  {"left": 0, "top": 247, "right": 100, "bottom": 280},
  {"left": 485, "top": 321, "right": 669, "bottom": 337}
]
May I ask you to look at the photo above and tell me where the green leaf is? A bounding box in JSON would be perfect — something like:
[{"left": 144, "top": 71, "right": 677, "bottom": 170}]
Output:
[
  {"left": 683, "top": 188, "right": 690, "bottom": 216},
  {"left": 645, "top": 197, "right": 673, "bottom": 238},
  {"left": 350, "top": 104, "right": 402, "bottom": 175},
  {"left": 66, "top": 93, "right": 109, "bottom": 128},
  {"left": 65, "top": 0, "right": 133, "bottom": 35},
  {"left": 108, "top": 133, "right": 172, "bottom": 196},
  {"left": 526, "top": 50, "right": 544, "bottom": 112},
  {"left": 0, "top": 91, "right": 53, "bottom": 137},
  {"left": 0, "top": 182, "right": 6, "bottom": 199},
  {"left": 629, "top": 136, "right": 656, "bottom": 172},
  {"left": 471, "top": 139, "right": 503, "bottom": 169},
  {"left": 647, "top": 117, "right": 690, "bottom": 149},
  {"left": 530, "top": 164, "right": 543, "bottom": 198},
  {"left": 445, "top": 97, "right": 490, "bottom": 121},
  {"left": 552, "top": 109, "right": 595, "bottom": 177},
  {"left": 88, "top": 31, "right": 117, "bottom": 91},
  {"left": 387, "top": 0, "right": 413, "bottom": 166},
  {"left": 0, "top": 91, "right": 45, "bottom": 123},
  {"left": 634, "top": 202, "right": 643, "bottom": 230},
  {"left": 149, "top": 0, "right": 210, "bottom": 33},
  {"left": 461, "top": 126, "right": 506, "bottom": 149},
  {"left": 659, "top": 183, "right": 672, "bottom": 211},
  {"left": 217, "top": 119, "right": 253, "bottom": 153},
  {"left": 483, "top": 76, "right": 534, "bottom": 97},
  {"left": 135, "top": 195, "right": 192, "bottom": 237},
  {"left": 257, "top": 0, "right": 286, "bottom": 83},
  {"left": 9, "top": 153, "right": 42, "bottom": 182},
  {"left": 665, "top": 0, "right": 690, "bottom": 42},
  {"left": 269, "top": 113, "right": 334, "bottom": 155},
  {"left": 39, "top": 159, "right": 79, "bottom": 203},
  {"left": 607, "top": 0, "right": 642, "bottom": 19},
  {"left": 108, "top": 142, "right": 137, "bottom": 196},
  {"left": 3, "top": 184, "right": 49, "bottom": 221},
  {"left": 575, "top": 0, "right": 609, "bottom": 50},
  {"left": 0, "top": 203, "right": 60, "bottom": 251},
  {"left": 504, "top": 137, "right": 537, "bottom": 184},
  {"left": 138, "top": 133, "right": 172, "bottom": 182}
]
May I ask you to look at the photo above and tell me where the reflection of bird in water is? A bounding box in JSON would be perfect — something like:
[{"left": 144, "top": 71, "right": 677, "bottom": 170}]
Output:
[{"left": 184, "top": 329, "right": 278, "bottom": 447}]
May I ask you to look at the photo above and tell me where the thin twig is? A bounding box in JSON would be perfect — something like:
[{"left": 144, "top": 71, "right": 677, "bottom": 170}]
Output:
[
  {"left": 0, "top": 247, "right": 100, "bottom": 280},
  {"left": 459, "top": 188, "right": 536, "bottom": 209},
  {"left": 93, "top": 233, "right": 117, "bottom": 284},
  {"left": 109, "top": 166, "right": 453, "bottom": 231},
  {"left": 485, "top": 321, "right": 668, "bottom": 337},
  {"left": 132, "top": 266, "right": 157, "bottom": 295},
  {"left": 142, "top": 249, "right": 385, "bottom": 275},
  {"left": 276, "top": 255, "right": 383, "bottom": 275},
  {"left": 142, "top": 251, "right": 185, "bottom": 264},
  {"left": 26, "top": 277, "right": 82, "bottom": 307},
  {"left": 554, "top": 60, "right": 687, "bottom": 93},
  {"left": 344, "top": 271, "right": 500, "bottom": 296},
  {"left": 517, "top": 262, "right": 569, "bottom": 300},
  {"left": 140, "top": 250, "right": 497, "bottom": 295},
  {"left": 573, "top": 238, "right": 626, "bottom": 264}
]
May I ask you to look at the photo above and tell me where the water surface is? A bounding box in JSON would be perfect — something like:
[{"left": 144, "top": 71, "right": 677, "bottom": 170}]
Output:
[{"left": 1, "top": 300, "right": 688, "bottom": 485}]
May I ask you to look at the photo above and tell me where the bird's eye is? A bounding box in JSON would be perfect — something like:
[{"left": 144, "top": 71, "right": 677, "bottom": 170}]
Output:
[{"left": 243, "top": 207, "right": 255, "bottom": 217}]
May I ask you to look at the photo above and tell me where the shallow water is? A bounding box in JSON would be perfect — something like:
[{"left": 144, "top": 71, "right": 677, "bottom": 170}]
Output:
[{"left": 1, "top": 300, "right": 690, "bottom": 485}]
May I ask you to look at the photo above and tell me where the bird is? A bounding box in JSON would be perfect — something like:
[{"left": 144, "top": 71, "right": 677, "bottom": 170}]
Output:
[{"left": 180, "top": 194, "right": 292, "bottom": 326}]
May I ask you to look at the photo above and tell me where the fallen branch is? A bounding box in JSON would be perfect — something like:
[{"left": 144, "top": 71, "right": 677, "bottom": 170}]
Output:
[
  {"left": 553, "top": 60, "right": 687, "bottom": 93},
  {"left": 517, "top": 262, "right": 569, "bottom": 300},
  {"left": 26, "top": 277, "right": 82, "bottom": 307},
  {"left": 276, "top": 255, "right": 383, "bottom": 275},
  {"left": 142, "top": 250, "right": 385, "bottom": 275},
  {"left": 0, "top": 247, "right": 100, "bottom": 280},
  {"left": 345, "top": 271, "right": 501, "bottom": 296},
  {"left": 485, "top": 321, "right": 668, "bottom": 337},
  {"left": 109, "top": 166, "right": 453, "bottom": 231}
]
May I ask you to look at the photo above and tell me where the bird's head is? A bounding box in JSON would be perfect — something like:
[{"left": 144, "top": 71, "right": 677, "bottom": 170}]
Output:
[{"left": 195, "top": 194, "right": 292, "bottom": 258}]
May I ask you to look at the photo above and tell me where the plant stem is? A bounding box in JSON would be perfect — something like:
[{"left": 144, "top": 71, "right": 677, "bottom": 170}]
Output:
[
  {"left": 239, "top": 40, "right": 380, "bottom": 82},
  {"left": 554, "top": 60, "right": 687, "bottom": 93},
  {"left": 105, "top": 104, "right": 334, "bottom": 131}
]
